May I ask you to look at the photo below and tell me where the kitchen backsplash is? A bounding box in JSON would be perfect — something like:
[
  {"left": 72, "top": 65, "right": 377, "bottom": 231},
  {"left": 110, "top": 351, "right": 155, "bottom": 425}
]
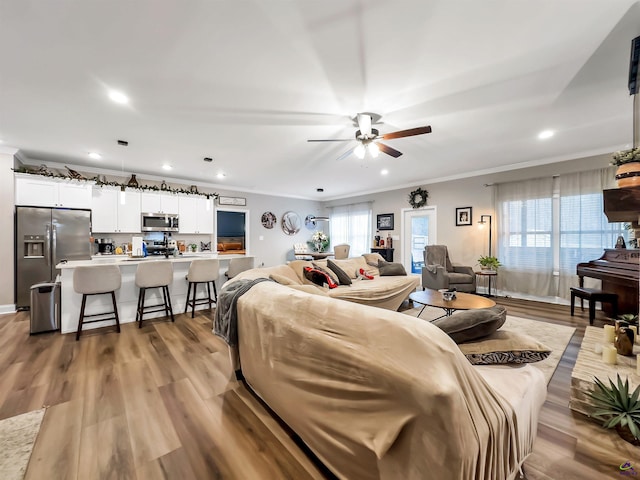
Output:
[{"left": 91, "top": 232, "right": 215, "bottom": 253}]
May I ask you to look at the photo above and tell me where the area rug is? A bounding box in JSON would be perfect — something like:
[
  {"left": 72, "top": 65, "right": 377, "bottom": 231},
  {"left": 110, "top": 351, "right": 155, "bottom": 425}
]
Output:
[
  {"left": 404, "top": 306, "right": 576, "bottom": 384},
  {"left": 0, "top": 408, "right": 45, "bottom": 480}
]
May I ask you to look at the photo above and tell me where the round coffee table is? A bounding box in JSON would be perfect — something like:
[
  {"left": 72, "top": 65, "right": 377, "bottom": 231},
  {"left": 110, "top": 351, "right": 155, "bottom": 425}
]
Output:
[{"left": 409, "top": 289, "right": 496, "bottom": 321}]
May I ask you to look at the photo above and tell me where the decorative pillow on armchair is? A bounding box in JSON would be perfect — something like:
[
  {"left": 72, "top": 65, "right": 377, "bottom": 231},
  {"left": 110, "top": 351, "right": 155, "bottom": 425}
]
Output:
[{"left": 459, "top": 331, "right": 552, "bottom": 364}]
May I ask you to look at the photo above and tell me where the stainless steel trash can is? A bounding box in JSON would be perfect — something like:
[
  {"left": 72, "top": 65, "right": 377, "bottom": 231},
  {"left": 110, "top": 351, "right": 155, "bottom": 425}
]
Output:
[{"left": 30, "top": 282, "right": 60, "bottom": 334}]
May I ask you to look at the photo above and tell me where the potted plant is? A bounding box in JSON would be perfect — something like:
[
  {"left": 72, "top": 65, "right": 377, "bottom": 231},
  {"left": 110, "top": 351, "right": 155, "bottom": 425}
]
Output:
[
  {"left": 588, "top": 374, "right": 640, "bottom": 446},
  {"left": 611, "top": 147, "right": 640, "bottom": 188},
  {"left": 477, "top": 255, "right": 501, "bottom": 271}
]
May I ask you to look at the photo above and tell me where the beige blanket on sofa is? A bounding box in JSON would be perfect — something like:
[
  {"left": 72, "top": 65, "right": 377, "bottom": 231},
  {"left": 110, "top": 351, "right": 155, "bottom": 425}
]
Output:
[{"left": 236, "top": 282, "right": 545, "bottom": 480}]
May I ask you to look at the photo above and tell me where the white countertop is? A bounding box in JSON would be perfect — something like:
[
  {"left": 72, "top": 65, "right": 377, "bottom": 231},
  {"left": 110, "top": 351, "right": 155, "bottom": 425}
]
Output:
[{"left": 59, "top": 252, "right": 251, "bottom": 269}]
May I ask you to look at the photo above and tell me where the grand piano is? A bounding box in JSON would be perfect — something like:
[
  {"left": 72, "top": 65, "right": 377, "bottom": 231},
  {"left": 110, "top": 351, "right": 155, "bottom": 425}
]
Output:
[{"left": 577, "top": 249, "right": 640, "bottom": 315}]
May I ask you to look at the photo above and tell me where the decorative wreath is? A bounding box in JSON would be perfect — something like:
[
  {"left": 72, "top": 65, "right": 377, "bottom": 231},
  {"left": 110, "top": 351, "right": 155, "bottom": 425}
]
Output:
[{"left": 408, "top": 187, "right": 429, "bottom": 209}]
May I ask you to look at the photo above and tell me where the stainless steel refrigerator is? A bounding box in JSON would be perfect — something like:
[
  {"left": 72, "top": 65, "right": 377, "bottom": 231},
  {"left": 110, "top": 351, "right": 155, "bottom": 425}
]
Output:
[{"left": 15, "top": 206, "right": 92, "bottom": 309}]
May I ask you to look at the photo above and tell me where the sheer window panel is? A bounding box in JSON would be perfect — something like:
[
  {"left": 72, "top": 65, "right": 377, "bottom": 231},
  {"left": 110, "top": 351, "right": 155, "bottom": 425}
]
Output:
[
  {"left": 497, "top": 178, "right": 555, "bottom": 297},
  {"left": 557, "top": 169, "right": 623, "bottom": 296},
  {"left": 329, "top": 202, "right": 372, "bottom": 257}
]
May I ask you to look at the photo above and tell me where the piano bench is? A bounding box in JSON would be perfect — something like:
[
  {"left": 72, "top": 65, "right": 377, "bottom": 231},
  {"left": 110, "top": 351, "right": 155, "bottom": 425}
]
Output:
[{"left": 570, "top": 287, "right": 618, "bottom": 325}]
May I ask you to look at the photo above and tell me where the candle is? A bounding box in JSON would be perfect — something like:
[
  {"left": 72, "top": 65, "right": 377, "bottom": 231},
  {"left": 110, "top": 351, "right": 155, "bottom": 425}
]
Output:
[
  {"left": 630, "top": 326, "right": 638, "bottom": 344},
  {"left": 594, "top": 343, "right": 603, "bottom": 354},
  {"left": 603, "top": 325, "right": 616, "bottom": 343},
  {"left": 602, "top": 345, "right": 617, "bottom": 365}
]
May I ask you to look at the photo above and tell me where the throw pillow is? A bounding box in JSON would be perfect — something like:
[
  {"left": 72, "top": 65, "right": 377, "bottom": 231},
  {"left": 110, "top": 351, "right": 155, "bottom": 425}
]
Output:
[
  {"left": 330, "top": 257, "right": 369, "bottom": 279},
  {"left": 432, "top": 305, "right": 507, "bottom": 343},
  {"left": 377, "top": 259, "right": 407, "bottom": 276},
  {"left": 459, "top": 331, "right": 552, "bottom": 365},
  {"left": 326, "top": 259, "right": 352, "bottom": 285},
  {"left": 269, "top": 273, "right": 297, "bottom": 286},
  {"left": 312, "top": 262, "right": 340, "bottom": 285},
  {"left": 362, "top": 253, "right": 385, "bottom": 272},
  {"left": 303, "top": 267, "right": 338, "bottom": 289}
]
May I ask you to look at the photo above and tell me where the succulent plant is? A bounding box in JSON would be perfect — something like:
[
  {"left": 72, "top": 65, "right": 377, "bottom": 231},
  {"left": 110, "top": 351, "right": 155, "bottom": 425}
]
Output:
[{"left": 588, "top": 374, "right": 640, "bottom": 444}]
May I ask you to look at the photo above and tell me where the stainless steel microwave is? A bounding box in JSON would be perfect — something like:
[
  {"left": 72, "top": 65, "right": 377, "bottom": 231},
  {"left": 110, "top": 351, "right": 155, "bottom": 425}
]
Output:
[{"left": 141, "top": 213, "right": 179, "bottom": 232}]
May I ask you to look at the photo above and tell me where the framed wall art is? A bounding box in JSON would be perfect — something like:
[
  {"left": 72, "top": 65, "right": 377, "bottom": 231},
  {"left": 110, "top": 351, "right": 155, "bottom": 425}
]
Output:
[
  {"left": 455, "top": 207, "right": 472, "bottom": 226},
  {"left": 377, "top": 213, "right": 395, "bottom": 231},
  {"left": 218, "top": 196, "right": 246, "bottom": 206}
]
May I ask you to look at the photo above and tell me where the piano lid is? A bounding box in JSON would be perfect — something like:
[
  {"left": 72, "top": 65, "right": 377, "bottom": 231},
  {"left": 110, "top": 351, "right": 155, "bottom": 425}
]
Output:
[{"left": 603, "top": 186, "right": 640, "bottom": 223}]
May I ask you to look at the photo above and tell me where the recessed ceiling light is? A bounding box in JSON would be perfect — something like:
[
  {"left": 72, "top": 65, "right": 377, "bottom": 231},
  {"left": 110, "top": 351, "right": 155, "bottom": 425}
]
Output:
[
  {"left": 216, "top": 172, "right": 225, "bottom": 179},
  {"left": 162, "top": 164, "right": 173, "bottom": 171},
  {"left": 538, "top": 130, "right": 554, "bottom": 140},
  {"left": 381, "top": 169, "right": 389, "bottom": 175},
  {"left": 108, "top": 90, "right": 129, "bottom": 104},
  {"left": 88, "top": 152, "right": 102, "bottom": 160}
]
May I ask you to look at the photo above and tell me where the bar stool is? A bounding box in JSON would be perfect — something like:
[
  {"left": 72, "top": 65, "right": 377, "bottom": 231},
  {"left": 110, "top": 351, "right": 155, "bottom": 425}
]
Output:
[
  {"left": 73, "top": 265, "right": 121, "bottom": 341},
  {"left": 135, "top": 261, "right": 175, "bottom": 328},
  {"left": 185, "top": 259, "right": 219, "bottom": 318},
  {"left": 224, "top": 257, "right": 255, "bottom": 280}
]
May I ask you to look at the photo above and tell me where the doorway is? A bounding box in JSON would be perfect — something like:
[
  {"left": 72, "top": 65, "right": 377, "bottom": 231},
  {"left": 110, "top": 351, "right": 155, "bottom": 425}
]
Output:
[
  {"left": 216, "top": 207, "right": 250, "bottom": 254},
  {"left": 401, "top": 207, "right": 437, "bottom": 275}
]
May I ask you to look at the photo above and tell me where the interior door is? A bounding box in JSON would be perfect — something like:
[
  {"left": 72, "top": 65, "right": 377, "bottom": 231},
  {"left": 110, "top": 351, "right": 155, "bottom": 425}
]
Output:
[{"left": 402, "top": 207, "right": 437, "bottom": 275}]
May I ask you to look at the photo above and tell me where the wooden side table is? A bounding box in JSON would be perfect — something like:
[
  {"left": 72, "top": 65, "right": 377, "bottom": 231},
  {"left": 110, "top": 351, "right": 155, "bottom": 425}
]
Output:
[{"left": 475, "top": 270, "right": 497, "bottom": 297}]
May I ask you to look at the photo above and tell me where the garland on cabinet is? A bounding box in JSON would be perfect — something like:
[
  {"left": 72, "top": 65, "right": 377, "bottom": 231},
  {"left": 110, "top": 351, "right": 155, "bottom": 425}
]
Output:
[{"left": 12, "top": 166, "right": 219, "bottom": 199}]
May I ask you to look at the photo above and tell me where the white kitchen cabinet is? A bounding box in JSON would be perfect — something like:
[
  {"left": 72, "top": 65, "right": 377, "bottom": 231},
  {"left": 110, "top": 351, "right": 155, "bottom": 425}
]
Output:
[
  {"left": 141, "top": 192, "right": 179, "bottom": 214},
  {"left": 178, "top": 195, "right": 213, "bottom": 234},
  {"left": 91, "top": 187, "right": 141, "bottom": 233},
  {"left": 15, "top": 174, "right": 92, "bottom": 208}
]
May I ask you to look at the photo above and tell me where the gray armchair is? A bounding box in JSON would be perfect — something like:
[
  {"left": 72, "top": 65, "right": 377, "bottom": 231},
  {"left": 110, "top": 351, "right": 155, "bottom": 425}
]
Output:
[{"left": 421, "top": 245, "right": 476, "bottom": 293}]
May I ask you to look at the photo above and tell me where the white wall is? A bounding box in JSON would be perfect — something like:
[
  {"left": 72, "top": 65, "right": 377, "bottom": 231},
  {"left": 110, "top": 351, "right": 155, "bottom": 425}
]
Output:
[
  {"left": 0, "top": 151, "right": 17, "bottom": 313},
  {"left": 323, "top": 153, "right": 610, "bottom": 273}
]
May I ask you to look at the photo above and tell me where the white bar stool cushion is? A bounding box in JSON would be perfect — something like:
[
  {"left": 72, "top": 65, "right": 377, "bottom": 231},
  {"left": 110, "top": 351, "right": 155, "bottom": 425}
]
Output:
[{"left": 73, "top": 265, "right": 121, "bottom": 294}]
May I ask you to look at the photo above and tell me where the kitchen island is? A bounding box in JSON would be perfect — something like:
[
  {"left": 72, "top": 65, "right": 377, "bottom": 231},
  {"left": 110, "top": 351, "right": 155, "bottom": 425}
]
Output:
[{"left": 57, "top": 253, "right": 252, "bottom": 334}]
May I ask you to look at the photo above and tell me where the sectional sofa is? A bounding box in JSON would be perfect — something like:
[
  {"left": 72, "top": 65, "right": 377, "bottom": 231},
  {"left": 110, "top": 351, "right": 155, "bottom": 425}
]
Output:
[{"left": 219, "top": 256, "right": 547, "bottom": 479}]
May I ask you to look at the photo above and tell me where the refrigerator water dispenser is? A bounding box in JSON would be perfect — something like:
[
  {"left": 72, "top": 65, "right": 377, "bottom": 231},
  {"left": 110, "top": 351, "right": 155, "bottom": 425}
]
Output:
[{"left": 24, "top": 235, "right": 45, "bottom": 258}]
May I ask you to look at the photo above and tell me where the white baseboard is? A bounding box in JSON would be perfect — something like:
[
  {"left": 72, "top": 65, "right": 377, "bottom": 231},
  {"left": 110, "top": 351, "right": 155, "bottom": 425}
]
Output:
[{"left": 0, "top": 304, "right": 17, "bottom": 315}]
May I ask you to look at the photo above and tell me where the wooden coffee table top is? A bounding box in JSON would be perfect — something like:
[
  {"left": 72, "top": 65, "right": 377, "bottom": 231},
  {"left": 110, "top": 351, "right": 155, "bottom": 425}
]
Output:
[{"left": 409, "top": 289, "right": 496, "bottom": 312}]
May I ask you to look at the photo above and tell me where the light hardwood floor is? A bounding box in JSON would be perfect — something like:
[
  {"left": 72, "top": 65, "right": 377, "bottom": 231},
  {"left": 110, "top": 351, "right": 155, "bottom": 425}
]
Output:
[{"left": 0, "top": 298, "right": 636, "bottom": 479}]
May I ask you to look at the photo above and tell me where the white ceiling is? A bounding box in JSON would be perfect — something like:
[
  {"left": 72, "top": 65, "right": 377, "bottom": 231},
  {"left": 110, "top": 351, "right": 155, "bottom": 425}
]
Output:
[{"left": 1, "top": 1, "right": 639, "bottom": 200}]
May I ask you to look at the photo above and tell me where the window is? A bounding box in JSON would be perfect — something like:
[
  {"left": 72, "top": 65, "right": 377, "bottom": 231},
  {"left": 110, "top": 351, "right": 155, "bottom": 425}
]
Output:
[
  {"left": 496, "top": 169, "right": 623, "bottom": 299},
  {"left": 330, "top": 202, "right": 372, "bottom": 256}
]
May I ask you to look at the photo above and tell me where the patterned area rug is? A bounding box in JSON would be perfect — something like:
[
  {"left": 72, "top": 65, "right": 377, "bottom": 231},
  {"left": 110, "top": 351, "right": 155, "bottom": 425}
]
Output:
[
  {"left": 404, "top": 306, "right": 576, "bottom": 384},
  {"left": 0, "top": 408, "right": 45, "bottom": 479}
]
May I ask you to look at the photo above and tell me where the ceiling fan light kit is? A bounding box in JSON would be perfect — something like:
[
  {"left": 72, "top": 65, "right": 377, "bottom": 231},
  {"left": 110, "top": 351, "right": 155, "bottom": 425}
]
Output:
[{"left": 308, "top": 113, "right": 431, "bottom": 161}]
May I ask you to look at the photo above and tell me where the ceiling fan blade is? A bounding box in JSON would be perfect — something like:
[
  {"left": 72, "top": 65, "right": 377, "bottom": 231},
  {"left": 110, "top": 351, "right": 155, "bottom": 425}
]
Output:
[
  {"left": 381, "top": 125, "right": 432, "bottom": 140},
  {"left": 357, "top": 113, "right": 372, "bottom": 136},
  {"left": 335, "top": 147, "right": 355, "bottom": 161},
  {"left": 377, "top": 142, "right": 403, "bottom": 158},
  {"left": 307, "top": 138, "right": 353, "bottom": 142}
]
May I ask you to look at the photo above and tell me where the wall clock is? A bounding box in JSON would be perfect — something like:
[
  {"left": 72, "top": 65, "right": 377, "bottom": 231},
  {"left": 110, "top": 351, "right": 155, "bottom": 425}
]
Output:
[{"left": 281, "top": 211, "right": 301, "bottom": 235}]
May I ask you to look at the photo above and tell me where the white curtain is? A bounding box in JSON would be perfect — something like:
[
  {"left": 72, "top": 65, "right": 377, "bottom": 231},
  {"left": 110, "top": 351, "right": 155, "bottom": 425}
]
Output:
[
  {"left": 557, "top": 167, "right": 622, "bottom": 296},
  {"left": 496, "top": 177, "right": 555, "bottom": 298},
  {"left": 496, "top": 167, "right": 624, "bottom": 301},
  {"left": 330, "top": 202, "right": 372, "bottom": 256}
]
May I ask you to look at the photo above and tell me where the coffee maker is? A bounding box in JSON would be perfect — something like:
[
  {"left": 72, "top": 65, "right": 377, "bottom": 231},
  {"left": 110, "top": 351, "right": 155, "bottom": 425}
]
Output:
[{"left": 95, "top": 238, "right": 114, "bottom": 255}]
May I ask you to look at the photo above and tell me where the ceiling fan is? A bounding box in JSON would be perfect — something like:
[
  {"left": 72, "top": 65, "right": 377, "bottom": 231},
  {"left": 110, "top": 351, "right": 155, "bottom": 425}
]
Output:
[{"left": 307, "top": 113, "right": 432, "bottom": 160}]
